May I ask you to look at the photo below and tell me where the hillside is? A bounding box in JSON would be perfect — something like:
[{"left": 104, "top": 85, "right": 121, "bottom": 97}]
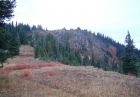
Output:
[
  {"left": 33, "top": 28, "right": 120, "bottom": 70},
  {"left": 0, "top": 45, "right": 140, "bottom": 97},
  {"left": 2, "top": 23, "right": 140, "bottom": 71},
  {"left": 49, "top": 28, "right": 118, "bottom": 59},
  {"left": 28, "top": 27, "right": 140, "bottom": 72}
]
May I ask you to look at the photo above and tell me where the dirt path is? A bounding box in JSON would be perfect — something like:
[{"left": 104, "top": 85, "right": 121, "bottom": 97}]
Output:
[{"left": 0, "top": 45, "right": 140, "bottom": 97}]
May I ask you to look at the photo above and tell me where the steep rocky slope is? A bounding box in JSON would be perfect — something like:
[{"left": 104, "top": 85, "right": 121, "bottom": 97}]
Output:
[{"left": 43, "top": 28, "right": 119, "bottom": 68}]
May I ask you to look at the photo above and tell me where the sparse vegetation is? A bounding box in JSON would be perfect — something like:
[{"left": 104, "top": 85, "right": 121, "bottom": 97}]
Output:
[{"left": 0, "top": 45, "right": 140, "bottom": 97}]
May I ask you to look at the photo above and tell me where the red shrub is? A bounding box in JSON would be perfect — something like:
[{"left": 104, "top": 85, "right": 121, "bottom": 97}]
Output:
[
  {"left": 4, "top": 64, "right": 31, "bottom": 72},
  {"left": 30, "top": 65, "right": 37, "bottom": 68},
  {"left": 46, "top": 63, "right": 54, "bottom": 67},
  {"left": 4, "top": 66, "right": 14, "bottom": 71},
  {"left": 37, "top": 63, "right": 54, "bottom": 68},
  {"left": 28, "top": 54, "right": 34, "bottom": 57},
  {"left": 0, "top": 69, "right": 13, "bottom": 75},
  {"left": 21, "top": 70, "right": 31, "bottom": 77},
  {"left": 127, "top": 72, "right": 133, "bottom": 76},
  {"left": 14, "top": 64, "right": 30, "bottom": 70},
  {"left": 1, "top": 62, "right": 61, "bottom": 74},
  {"left": 0, "top": 70, "right": 5, "bottom": 75},
  {"left": 3, "top": 67, "right": 14, "bottom": 74},
  {"left": 37, "top": 64, "right": 46, "bottom": 67},
  {"left": 45, "top": 70, "right": 56, "bottom": 76}
]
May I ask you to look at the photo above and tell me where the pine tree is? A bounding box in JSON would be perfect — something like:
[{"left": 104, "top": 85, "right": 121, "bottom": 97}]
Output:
[
  {"left": 121, "top": 31, "right": 138, "bottom": 76},
  {"left": 0, "top": 50, "right": 9, "bottom": 67},
  {"left": 112, "top": 58, "right": 115, "bottom": 71},
  {"left": 8, "top": 34, "right": 19, "bottom": 56},
  {"left": 0, "top": 0, "right": 16, "bottom": 26},
  {"left": 96, "top": 60, "right": 101, "bottom": 68},
  {"left": 0, "top": 0, "right": 16, "bottom": 67},
  {"left": 91, "top": 52, "right": 95, "bottom": 66},
  {"left": 83, "top": 55, "right": 89, "bottom": 66},
  {"left": 0, "top": 27, "right": 11, "bottom": 67},
  {"left": 75, "top": 51, "right": 82, "bottom": 66},
  {"left": 34, "top": 38, "right": 39, "bottom": 58},
  {"left": 44, "top": 34, "right": 56, "bottom": 60},
  {"left": 0, "top": 27, "right": 8, "bottom": 49},
  {"left": 18, "top": 25, "right": 27, "bottom": 45},
  {"left": 104, "top": 54, "right": 109, "bottom": 70}
]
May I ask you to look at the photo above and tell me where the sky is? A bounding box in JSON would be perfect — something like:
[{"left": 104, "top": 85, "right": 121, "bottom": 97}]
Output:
[{"left": 9, "top": 0, "right": 140, "bottom": 49}]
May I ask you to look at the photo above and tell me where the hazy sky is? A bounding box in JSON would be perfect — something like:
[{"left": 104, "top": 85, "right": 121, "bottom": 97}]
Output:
[{"left": 10, "top": 0, "right": 140, "bottom": 49}]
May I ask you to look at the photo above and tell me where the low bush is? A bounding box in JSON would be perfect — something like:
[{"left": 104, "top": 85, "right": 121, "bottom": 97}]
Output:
[
  {"left": 38, "top": 63, "right": 54, "bottom": 67},
  {"left": 0, "top": 63, "right": 60, "bottom": 75},
  {"left": 21, "top": 70, "right": 31, "bottom": 77},
  {"left": 45, "top": 70, "right": 56, "bottom": 76}
]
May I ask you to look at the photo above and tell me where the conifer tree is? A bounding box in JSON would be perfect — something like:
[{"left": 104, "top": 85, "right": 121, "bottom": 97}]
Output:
[
  {"left": 91, "top": 52, "right": 95, "bottom": 66},
  {"left": 8, "top": 34, "right": 19, "bottom": 56},
  {"left": 0, "top": 0, "right": 16, "bottom": 67},
  {"left": 112, "top": 58, "right": 115, "bottom": 71},
  {"left": 104, "top": 54, "right": 108, "bottom": 70},
  {"left": 96, "top": 60, "right": 101, "bottom": 68},
  {"left": 0, "top": 0, "right": 16, "bottom": 26},
  {"left": 0, "top": 50, "right": 9, "bottom": 67},
  {"left": 83, "top": 55, "right": 89, "bottom": 66},
  {"left": 0, "top": 28, "right": 10, "bottom": 67},
  {"left": 121, "top": 31, "right": 138, "bottom": 76}
]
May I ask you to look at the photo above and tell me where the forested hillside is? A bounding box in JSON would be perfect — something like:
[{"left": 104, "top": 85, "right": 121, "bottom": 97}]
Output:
[{"left": 1, "top": 22, "right": 140, "bottom": 75}]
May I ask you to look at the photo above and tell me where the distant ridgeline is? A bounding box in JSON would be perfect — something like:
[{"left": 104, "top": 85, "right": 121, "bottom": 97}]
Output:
[{"left": 1, "top": 22, "right": 140, "bottom": 71}]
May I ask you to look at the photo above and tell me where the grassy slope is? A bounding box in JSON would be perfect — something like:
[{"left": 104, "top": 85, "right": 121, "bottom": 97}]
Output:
[{"left": 0, "top": 45, "right": 140, "bottom": 97}]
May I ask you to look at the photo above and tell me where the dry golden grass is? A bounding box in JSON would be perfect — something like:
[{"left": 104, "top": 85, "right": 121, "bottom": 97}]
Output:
[
  {"left": 0, "top": 45, "right": 140, "bottom": 97},
  {"left": 1, "top": 66, "right": 140, "bottom": 97},
  {"left": 0, "top": 75, "right": 76, "bottom": 97}
]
